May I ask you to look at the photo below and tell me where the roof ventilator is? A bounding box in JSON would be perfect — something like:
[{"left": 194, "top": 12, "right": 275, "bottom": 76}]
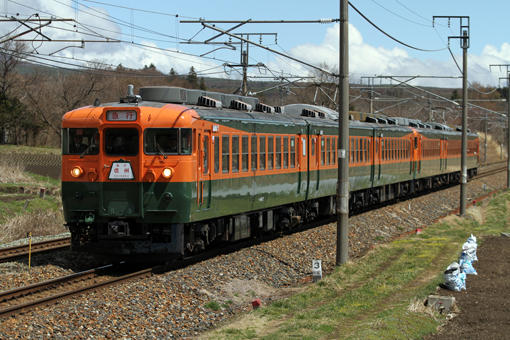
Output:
[
  {"left": 366, "top": 116, "right": 378, "bottom": 123},
  {"left": 387, "top": 118, "right": 397, "bottom": 125},
  {"left": 274, "top": 106, "right": 284, "bottom": 114},
  {"left": 409, "top": 122, "right": 419, "bottom": 128},
  {"left": 198, "top": 95, "right": 222, "bottom": 109},
  {"left": 255, "top": 103, "right": 275, "bottom": 114},
  {"left": 120, "top": 85, "right": 141, "bottom": 104},
  {"left": 230, "top": 100, "right": 253, "bottom": 111},
  {"left": 301, "top": 108, "right": 326, "bottom": 118}
]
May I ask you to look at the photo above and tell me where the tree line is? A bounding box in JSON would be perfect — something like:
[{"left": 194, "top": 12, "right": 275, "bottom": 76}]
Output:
[
  {"left": 0, "top": 41, "right": 505, "bottom": 148},
  {"left": 0, "top": 42, "right": 209, "bottom": 148}
]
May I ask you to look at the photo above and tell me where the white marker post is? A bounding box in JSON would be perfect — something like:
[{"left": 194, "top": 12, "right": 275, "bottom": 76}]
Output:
[{"left": 312, "top": 260, "right": 322, "bottom": 282}]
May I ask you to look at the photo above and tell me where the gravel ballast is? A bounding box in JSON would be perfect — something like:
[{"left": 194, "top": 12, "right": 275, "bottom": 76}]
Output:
[{"left": 0, "top": 173, "right": 505, "bottom": 339}]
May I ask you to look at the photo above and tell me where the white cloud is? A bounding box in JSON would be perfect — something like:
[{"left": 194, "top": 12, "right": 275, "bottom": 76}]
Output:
[
  {"left": 265, "top": 23, "right": 509, "bottom": 88},
  {"left": 8, "top": 2, "right": 510, "bottom": 88}
]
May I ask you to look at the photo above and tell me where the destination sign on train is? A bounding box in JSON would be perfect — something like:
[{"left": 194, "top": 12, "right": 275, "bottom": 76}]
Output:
[{"left": 106, "top": 110, "right": 137, "bottom": 121}]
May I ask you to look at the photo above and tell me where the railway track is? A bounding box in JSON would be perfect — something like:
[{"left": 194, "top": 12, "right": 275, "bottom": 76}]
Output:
[
  {"left": 0, "top": 237, "right": 71, "bottom": 263},
  {"left": 0, "top": 165, "right": 504, "bottom": 265},
  {"left": 474, "top": 165, "right": 506, "bottom": 179},
  {"left": 0, "top": 166, "right": 506, "bottom": 319},
  {"left": 0, "top": 263, "right": 152, "bottom": 319}
]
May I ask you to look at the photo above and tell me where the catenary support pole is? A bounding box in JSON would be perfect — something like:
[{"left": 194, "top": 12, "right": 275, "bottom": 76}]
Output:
[
  {"left": 337, "top": 0, "right": 349, "bottom": 265},
  {"left": 460, "top": 32, "right": 468, "bottom": 216},
  {"left": 507, "top": 83, "right": 510, "bottom": 188}
]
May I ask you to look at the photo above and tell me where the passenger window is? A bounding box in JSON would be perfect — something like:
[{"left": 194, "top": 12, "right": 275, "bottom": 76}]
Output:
[
  {"left": 368, "top": 140, "right": 371, "bottom": 161},
  {"left": 355, "top": 138, "right": 359, "bottom": 163},
  {"left": 203, "top": 135, "right": 209, "bottom": 174},
  {"left": 242, "top": 135, "right": 249, "bottom": 172},
  {"left": 326, "top": 137, "right": 330, "bottom": 165},
  {"left": 331, "top": 138, "right": 336, "bottom": 165},
  {"left": 232, "top": 135, "right": 239, "bottom": 173},
  {"left": 268, "top": 136, "right": 274, "bottom": 170},
  {"left": 321, "top": 138, "right": 325, "bottom": 165},
  {"left": 290, "top": 137, "right": 295, "bottom": 168},
  {"left": 312, "top": 138, "right": 316, "bottom": 157},
  {"left": 283, "top": 136, "right": 288, "bottom": 169},
  {"left": 251, "top": 135, "right": 257, "bottom": 171},
  {"left": 275, "top": 136, "right": 281, "bottom": 169},
  {"left": 382, "top": 140, "right": 386, "bottom": 160},
  {"left": 361, "top": 138, "right": 363, "bottom": 162},
  {"left": 259, "top": 136, "right": 266, "bottom": 170},
  {"left": 350, "top": 138, "right": 354, "bottom": 163},
  {"left": 222, "top": 135, "right": 229, "bottom": 173},
  {"left": 214, "top": 136, "right": 219, "bottom": 173}
]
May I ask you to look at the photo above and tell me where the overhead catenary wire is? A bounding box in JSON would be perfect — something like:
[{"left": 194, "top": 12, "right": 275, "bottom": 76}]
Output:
[{"left": 349, "top": 1, "right": 447, "bottom": 52}]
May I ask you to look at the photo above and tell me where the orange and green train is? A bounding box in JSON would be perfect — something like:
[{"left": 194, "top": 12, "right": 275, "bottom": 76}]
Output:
[{"left": 61, "top": 86, "right": 479, "bottom": 262}]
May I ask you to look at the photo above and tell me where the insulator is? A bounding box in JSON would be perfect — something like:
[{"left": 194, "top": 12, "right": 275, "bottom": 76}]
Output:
[{"left": 319, "top": 18, "right": 333, "bottom": 24}]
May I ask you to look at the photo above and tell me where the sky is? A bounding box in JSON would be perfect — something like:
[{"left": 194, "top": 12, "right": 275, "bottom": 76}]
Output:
[{"left": 4, "top": 0, "right": 510, "bottom": 89}]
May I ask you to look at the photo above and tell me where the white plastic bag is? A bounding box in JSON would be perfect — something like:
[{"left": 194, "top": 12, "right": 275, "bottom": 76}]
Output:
[
  {"left": 443, "top": 262, "right": 466, "bottom": 291},
  {"left": 459, "top": 258, "right": 478, "bottom": 275},
  {"left": 462, "top": 234, "right": 478, "bottom": 261}
]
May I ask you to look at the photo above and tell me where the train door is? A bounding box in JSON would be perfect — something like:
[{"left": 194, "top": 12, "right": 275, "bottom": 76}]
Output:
[
  {"left": 412, "top": 133, "right": 420, "bottom": 178},
  {"left": 101, "top": 126, "right": 141, "bottom": 217},
  {"left": 370, "top": 133, "right": 376, "bottom": 186},
  {"left": 197, "top": 129, "right": 212, "bottom": 210},
  {"left": 374, "top": 132, "right": 381, "bottom": 182},
  {"left": 307, "top": 132, "right": 320, "bottom": 199},
  {"left": 443, "top": 137, "right": 448, "bottom": 171}
]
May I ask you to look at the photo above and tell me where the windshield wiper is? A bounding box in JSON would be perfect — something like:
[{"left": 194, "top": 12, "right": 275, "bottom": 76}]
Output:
[
  {"left": 155, "top": 142, "right": 167, "bottom": 159},
  {"left": 80, "top": 144, "right": 94, "bottom": 158}
]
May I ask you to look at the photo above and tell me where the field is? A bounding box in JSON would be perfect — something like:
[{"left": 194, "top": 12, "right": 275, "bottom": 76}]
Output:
[
  {"left": 200, "top": 192, "right": 510, "bottom": 339},
  {"left": 1, "top": 145, "right": 510, "bottom": 338},
  {"left": 0, "top": 147, "right": 65, "bottom": 244}
]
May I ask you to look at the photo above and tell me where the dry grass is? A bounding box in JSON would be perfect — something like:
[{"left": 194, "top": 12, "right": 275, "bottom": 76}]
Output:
[
  {"left": 477, "top": 132, "right": 507, "bottom": 163},
  {"left": 0, "top": 160, "right": 34, "bottom": 184},
  {"left": 0, "top": 208, "right": 66, "bottom": 244}
]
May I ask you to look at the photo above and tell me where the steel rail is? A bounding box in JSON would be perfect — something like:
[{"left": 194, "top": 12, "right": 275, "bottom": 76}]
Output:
[
  {"left": 0, "top": 237, "right": 71, "bottom": 263},
  {"left": 0, "top": 265, "right": 151, "bottom": 318}
]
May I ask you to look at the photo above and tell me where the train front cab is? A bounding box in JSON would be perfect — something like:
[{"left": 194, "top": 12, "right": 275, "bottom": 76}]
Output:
[{"left": 62, "top": 104, "right": 196, "bottom": 262}]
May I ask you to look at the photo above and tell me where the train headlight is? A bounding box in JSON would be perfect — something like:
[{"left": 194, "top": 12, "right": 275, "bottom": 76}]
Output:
[
  {"left": 71, "top": 166, "right": 83, "bottom": 178},
  {"left": 162, "top": 167, "right": 173, "bottom": 179}
]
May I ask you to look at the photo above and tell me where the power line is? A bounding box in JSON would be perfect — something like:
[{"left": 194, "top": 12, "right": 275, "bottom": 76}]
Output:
[{"left": 349, "top": 2, "right": 447, "bottom": 52}]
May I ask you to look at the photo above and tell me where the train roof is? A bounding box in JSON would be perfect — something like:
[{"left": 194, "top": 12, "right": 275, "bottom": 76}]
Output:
[{"left": 65, "top": 86, "right": 476, "bottom": 139}]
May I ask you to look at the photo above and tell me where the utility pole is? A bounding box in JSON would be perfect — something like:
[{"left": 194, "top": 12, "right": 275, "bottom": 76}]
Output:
[
  {"left": 369, "top": 90, "right": 373, "bottom": 113},
  {"left": 337, "top": 0, "right": 349, "bottom": 266},
  {"left": 501, "top": 118, "right": 504, "bottom": 161},
  {"left": 434, "top": 16, "right": 469, "bottom": 216},
  {"left": 428, "top": 100, "right": 432, "bottom": 122},
  {"left": 484, "top": 114, "right": 488, "bottom": 163}
]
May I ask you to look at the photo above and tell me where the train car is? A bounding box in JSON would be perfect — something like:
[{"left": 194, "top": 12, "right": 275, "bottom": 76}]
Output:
[{"left": 61, "top": 86, "right": 479, "bottom": 262}]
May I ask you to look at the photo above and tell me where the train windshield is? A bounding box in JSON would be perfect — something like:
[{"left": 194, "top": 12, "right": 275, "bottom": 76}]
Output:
[
  {"left": 62, "top": 128, "right": 100, "bottom": 156},
  {"left": 104, "top": 128, "right": 139, "bottom": 156},
  {"left": 144, "top": 128, "right": 192, "bottom": 155}
]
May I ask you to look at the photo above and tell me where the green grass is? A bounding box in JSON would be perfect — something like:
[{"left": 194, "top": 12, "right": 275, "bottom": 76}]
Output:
[
  {"left": 0, "top": 144, "right": 60, "bottom": 155},
  {"left": 205, "top": 301, "right": 221, "bottom": 311},
  {"left": 204, "top": 192, "right": 510, "bottom": 340}
]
